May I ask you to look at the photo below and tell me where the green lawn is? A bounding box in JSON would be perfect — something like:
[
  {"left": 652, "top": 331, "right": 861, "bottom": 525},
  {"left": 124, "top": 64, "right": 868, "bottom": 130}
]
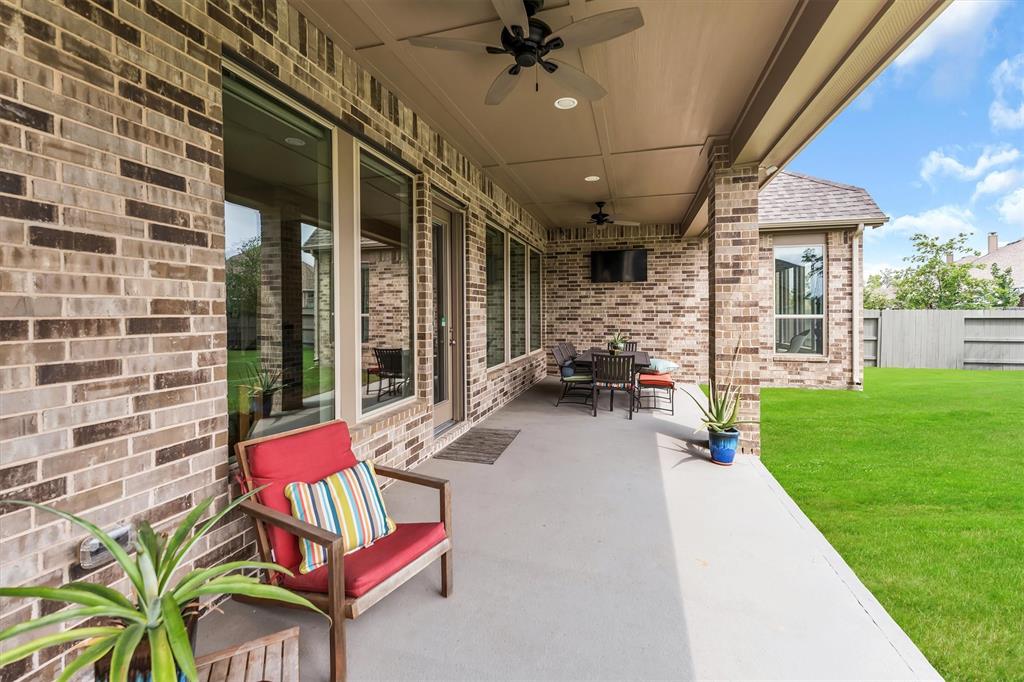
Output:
[
  {"left": 762, "top": 368, "right": 1024, "bottom": 681},
  {"left": 226, "top": 348, "right": 334, "bottom": 414}
]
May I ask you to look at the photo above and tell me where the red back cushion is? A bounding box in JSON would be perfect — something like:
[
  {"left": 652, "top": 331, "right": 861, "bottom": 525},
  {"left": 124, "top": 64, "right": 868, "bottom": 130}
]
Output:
[{"left": 246, "top": 421, "right": 358, "bottom": 569}]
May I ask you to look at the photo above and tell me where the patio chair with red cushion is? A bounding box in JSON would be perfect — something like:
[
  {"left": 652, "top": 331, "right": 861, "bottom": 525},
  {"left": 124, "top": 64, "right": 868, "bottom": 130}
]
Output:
[{"left": 235, "top": 420, "right": 453, "bottom": 681}]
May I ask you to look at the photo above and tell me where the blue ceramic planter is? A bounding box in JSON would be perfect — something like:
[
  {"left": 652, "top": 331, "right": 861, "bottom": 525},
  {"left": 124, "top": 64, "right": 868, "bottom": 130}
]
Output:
[{"left": 708, "top": 428, "right": 739, "bottom": 465}]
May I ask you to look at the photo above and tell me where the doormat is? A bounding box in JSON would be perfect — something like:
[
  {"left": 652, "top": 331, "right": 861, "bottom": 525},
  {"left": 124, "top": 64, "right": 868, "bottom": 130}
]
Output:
[{"left": 435, "top": 427, "right": 520, "bottom": 465}]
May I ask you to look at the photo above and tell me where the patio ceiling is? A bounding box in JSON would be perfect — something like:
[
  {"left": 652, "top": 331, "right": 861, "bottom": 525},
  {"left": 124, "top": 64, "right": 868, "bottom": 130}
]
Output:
[{"left": 296, "top": 0, "right": 949, "bottom": 231}]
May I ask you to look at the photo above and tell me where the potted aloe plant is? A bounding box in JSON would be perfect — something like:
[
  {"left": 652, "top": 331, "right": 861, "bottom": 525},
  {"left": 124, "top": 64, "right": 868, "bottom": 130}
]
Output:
[
  {"left": 0, "top": 490, "right": 324, "bottom": 681},
  {"left": 243, "top": 360, "right": 285, "bottom": 418},
  {"left": 688, "top": 349, "right": 758, "bottom": 465},
  {"left": 607, "top": 331, "right": 628, "bottom": 355}
]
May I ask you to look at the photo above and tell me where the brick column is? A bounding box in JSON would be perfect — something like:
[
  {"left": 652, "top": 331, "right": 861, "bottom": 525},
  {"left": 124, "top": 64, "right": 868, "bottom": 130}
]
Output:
[{"left": 707, "top": 144, "right": 762, "bottom": 454}]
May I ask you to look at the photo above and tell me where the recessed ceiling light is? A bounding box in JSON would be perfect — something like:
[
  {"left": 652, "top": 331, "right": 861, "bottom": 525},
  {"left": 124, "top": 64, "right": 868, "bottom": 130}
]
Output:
[
  {"left": 554, "top": 97, "right": 578, "bottom": 110},
  {"left": 584, "top": 175, "right": 600, "bottom": 182},
  {"left": 284, "top": 136, "right": 306, "bottom": 147}
]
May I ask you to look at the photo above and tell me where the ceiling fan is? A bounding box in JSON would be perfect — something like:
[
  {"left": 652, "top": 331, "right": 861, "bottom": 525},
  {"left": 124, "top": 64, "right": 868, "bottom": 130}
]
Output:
[
  {"left": 407, "top": 0, "right": 643, "bottom": 106},
  {"left": 589, "top": 201, "right": 639, "bottom": 226}
]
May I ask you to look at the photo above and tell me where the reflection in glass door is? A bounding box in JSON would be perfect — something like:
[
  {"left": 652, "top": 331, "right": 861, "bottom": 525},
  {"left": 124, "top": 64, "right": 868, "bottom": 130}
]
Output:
[
  {"left": 223, "top": 72, "right": 334, "bottom": 451},
  {"left": 432, "top": 211, "right": 452, "bottom": 427}
]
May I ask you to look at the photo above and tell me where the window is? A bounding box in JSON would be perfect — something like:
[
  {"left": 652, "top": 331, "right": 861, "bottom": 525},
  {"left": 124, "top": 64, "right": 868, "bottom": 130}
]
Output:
[
  {"left": 222, "top": 72, "right": 334, "bottom": 451},
  {"left": 359, "top": 151, "right": 414, "bottom": 412},
  {"left": 530, "top": 249, "right": 541, "bottom": 351},
  {"left": 774, "top": 243, "right": 825, "bottom": 354},
  {"left": 509, "top": 238, "right": 527, "bottom": 359},
  {"left": 486, "top": 226, "right": 506, "bottom": 366}
]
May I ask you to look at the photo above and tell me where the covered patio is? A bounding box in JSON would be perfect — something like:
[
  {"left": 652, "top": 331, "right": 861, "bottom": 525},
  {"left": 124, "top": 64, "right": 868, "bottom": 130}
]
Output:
[{"left": 198, "top": 379, "right": 938, "bottom": 680}]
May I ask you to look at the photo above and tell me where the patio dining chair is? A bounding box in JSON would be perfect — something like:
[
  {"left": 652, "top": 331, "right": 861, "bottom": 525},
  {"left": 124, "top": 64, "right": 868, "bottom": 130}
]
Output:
[
  {"left": 552, "top": 344, "right": 593, "bottom": 407},
  {"left": 372, "top": 347, "right": 406, "bottom": 401},
  {"left": 591, "top": 352, "right": 636, "bottom": 419},
  {"left": 235, "top": 420, "right": 453, "bottom": 681}
]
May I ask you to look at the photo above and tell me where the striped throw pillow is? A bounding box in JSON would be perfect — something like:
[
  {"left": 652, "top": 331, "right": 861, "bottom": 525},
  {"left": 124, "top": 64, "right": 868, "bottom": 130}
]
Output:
[{"left": 284, "top": 461, "right": 396, "bottom": 574}]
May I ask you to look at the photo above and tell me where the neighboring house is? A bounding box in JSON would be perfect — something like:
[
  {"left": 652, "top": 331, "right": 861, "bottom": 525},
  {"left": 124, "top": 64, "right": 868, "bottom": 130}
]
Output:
[{"left": 957, "top": 232, "right": 1024, "bottom": 305}]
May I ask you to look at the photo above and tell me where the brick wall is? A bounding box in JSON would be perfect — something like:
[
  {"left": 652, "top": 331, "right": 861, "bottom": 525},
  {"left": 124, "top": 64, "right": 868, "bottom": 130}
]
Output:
[
  {"left": 542, "top": 224, "right": 709, "bottom": 381},
  {"left": 0, "top": 1, "right": 546, "bottom": 678},
  {"left": 542, "top": 223, "right": 861, "bottom": 392}
]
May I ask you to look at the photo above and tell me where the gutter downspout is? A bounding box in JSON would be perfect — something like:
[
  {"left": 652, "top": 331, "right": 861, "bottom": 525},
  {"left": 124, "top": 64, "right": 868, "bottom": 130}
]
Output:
[{"left": 852, "top": 224, "right": 864, "bottom": 388}]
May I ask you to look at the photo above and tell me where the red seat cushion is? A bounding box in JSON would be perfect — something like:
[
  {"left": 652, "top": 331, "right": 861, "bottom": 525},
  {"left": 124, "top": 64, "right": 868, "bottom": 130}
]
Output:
[
  {"left": 246, "top": 421, "right": 358, "bottom": 570},
  {"left": 639, "top": 375, "right": 675, "bottom": 388},
  {"left": 281, "top": 522, "right": 447, "bottom": 597}
]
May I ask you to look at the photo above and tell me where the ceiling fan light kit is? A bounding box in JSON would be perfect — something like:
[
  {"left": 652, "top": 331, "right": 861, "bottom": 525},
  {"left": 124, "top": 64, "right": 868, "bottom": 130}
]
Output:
[
  {"left": 588, "top": 201, "right": 640, "bottom": 227},
  {"left": 407, "top": 0, "right": 643, "bottom": 106}
]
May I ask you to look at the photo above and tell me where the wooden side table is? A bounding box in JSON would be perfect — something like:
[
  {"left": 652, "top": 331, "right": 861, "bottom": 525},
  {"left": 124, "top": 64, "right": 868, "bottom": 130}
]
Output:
[{"left": 195, "top": 626, "right": 300, "bottom": 682}]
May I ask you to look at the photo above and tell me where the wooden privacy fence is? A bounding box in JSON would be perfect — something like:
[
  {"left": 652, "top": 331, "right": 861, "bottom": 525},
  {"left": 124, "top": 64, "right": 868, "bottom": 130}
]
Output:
[{"left": 864, "top": 309, "right": 1024, "bottom": 370}]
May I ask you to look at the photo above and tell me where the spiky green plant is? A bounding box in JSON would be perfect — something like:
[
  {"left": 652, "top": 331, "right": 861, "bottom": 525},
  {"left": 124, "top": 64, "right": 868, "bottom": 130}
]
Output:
[
  {"left": 608, "top": 331, "right": 628, "bottom": 349},
  {"left": 688, "top": 347, "right": 758, "bottom": 433},
  {"left": 0, "top": 490, "right": 324, "bottom": 682},
  {"left": 242, "top": 359, "right": 285, "bottom": 396}
]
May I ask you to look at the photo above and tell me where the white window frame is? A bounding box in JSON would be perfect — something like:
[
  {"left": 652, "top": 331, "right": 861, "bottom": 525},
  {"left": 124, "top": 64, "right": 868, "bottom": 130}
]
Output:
[
  {"left": 487, "top": 228, "right": 543, "bottom": 368},
  {"left": 772, "top": 233, "right": 827, "bottom": 357},
  {"left": 485, "top": 224, "right": 508, "bottom": 369},
  {"left": 528, "top": 247, "right": 543, "bottom": 354}
]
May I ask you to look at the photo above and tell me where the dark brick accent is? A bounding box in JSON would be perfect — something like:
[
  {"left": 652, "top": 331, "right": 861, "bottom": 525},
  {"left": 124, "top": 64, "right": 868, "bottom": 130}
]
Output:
[
  {"left": 126, "top": 316, "right": 190, "bottom": 335},
  {"left": 144, "top": 73, "right": 205, "bottom": 113},
  {"left": 144, "top": 0, "right": 205, "bottom": 44},
  {"left": 185, "top": 143, "right": 222, "bottom": 169},
  {"left": 73, "top": 414, "right": 151, "bottom": 447},
  {"left": 153, "top": 368, "right": 210, "bottom": 389},
  {"left": 0, "top": 478, "right": 66, "bottom": 515},
  {"left": 0, "top": 463, "right": 37, "bottom": 490},
  {"left": 186, "top": 110, "right": 221, "bottom": 136},
  {"left": 237, "top": 42, "right": 280, "bottom": 79},
  {"left": 35, "top": 319, "right": 121, "bottom": 339},
  {"left": 0, "top": 171, "right": 25, "bottom": 195},
  {"left": 29, "top": 226, "right": 116, "bottom": 254},
  {"left": 63, "top": 0, "right": 142, "bottom": 46},
  {"left": 0, "top": 97, "right": 54, "bottom": 132},
  {"left": 22, "top": 15, "right": 56, "bottom": 44},
  {"left": 125, "top": 199, "right": 188, "bottom": 227},
  {"left": 155, "top": 435, "right": 211, "bottom": 465},
  {"left": 150, "top": 223, "right": 207, "bottom": 246},
  {"left": 231, "top": 5, "right": 272, "bottom": 43},
  {"left": 207, "top": 2, "right": 251, "bottom": 43},
  {"left": 120, "top": 160, "right": 187, "bottom": 191},
  {"left": 150, "top": 298, "right": 210, "bottom": 315},
  {"left": 37, "top": 359, "right": 121, "bottom": 385},
  {"left": 118, "top": 81, "right": 184, "bottom": 120},
  {"left": 0, "top": 197, "right": 57, "bottom": 222},
  {"left": 0, "top": 320, "right": 29, "bottom": 341}
]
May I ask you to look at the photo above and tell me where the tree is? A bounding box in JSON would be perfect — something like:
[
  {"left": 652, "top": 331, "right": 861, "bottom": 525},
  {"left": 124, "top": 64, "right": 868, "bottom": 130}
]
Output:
[
  {"left": 885, "top": 233, "right": 1019, "bottom": 309},
  {"left": 226, "top": 235, "right": 262, "bottom": 319},
  {"left": 863, "top": 272, "right": 895, "bottom": 310}
]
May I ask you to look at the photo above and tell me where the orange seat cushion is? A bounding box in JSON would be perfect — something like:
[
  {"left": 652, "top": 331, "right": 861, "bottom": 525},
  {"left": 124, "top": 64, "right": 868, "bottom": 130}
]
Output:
[
  {"left": 638, "top": 375, "right": 675, "bottom": 388},
  {"left": 281, "top": 521, "right": 448, "bottom": 597}
]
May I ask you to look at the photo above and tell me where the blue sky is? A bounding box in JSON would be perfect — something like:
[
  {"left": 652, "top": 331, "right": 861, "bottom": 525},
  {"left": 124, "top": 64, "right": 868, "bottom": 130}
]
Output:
[{"left": 788, "top": 0, "right": 1024, "bottom": 276}]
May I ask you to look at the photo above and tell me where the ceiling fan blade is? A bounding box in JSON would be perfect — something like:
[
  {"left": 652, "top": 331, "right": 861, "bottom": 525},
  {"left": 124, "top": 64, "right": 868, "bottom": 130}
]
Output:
[
  {"left": 408, "top": 36, "right": 503, "bottom": 54},
  {"left": 552, "top": 8, "right": 644, "bottom": 50},
  {"left": 492, "top": 0, "right": 530, "bottom": 36},
  {"left": 485, "top": 65, "right": 521, "bottom": 105},
  {"left": 545, "top": 60, "right": 607, "bottom": 100},
  {"left": 613, "top": 220, "right": 641, "bottom": 227}
]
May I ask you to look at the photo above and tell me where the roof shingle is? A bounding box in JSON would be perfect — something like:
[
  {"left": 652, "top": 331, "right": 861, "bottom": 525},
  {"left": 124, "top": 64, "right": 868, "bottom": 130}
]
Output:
[{"left": 759, "top": 171, "right": 887, "bottom": 226}]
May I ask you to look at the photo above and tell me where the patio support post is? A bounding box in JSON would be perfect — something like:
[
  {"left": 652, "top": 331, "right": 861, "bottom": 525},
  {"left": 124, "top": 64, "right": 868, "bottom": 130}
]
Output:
[{"left": 706, "top": 144, "right": 762, "bottom": 454}]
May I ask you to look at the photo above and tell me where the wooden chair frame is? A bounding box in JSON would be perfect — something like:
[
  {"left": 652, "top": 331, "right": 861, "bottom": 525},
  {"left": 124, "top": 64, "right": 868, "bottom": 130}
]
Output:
[{"left": 234, "top": 421, "right": 453, "bottom": 682}]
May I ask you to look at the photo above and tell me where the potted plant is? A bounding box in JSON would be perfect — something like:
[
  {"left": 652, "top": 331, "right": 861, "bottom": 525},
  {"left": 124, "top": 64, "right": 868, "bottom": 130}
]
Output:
[
  {"left": 608, "top": 331, "right": 627, "bottom": 355},
  {"left": 243, "top": 360, "right": 285, "bottom": 417},
  {"left": 0, "top": 490, "right": 324, "bottom": 681},
  {"left": 687, "top": 350, "right": 758, "bottom": 466}
]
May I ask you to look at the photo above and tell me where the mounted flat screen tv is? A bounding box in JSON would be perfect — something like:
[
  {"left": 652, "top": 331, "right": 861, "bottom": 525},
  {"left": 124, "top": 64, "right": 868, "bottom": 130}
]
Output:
[{"left": 590, "top": 249, "right": 648, "bottom": 283}]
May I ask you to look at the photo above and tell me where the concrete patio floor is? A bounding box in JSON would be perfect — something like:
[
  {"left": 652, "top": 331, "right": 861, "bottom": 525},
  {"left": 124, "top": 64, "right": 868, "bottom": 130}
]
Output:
[{"left": 198, "top": 378, "right": 940, "bottom": 680}]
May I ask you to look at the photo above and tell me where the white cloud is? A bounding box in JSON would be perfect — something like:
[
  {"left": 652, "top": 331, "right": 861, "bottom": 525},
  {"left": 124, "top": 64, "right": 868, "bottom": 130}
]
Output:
[
  {"left": 989, "top": 54, "right": 1024, "bottom": 130},
  {"left": 920, "top": 146, "right": 1020, "bottom": 183},
  {"left": 895, "top": 1, "right": 1004, "bottom": 69},
  {"left": 887, "top": 205, "right": 977, "bottom": 238},
  {"left": 891, "top": 1, "right": 1005, "bottom": 97},
  {"left": 997, "top": 188, "right": 1024, "bottom": 225},
  {"left": 972, "top": 168, "right": 1024, "bottom": 200},
  {"left": 865, "top": 262, "right": 895, "bottom": 277}
]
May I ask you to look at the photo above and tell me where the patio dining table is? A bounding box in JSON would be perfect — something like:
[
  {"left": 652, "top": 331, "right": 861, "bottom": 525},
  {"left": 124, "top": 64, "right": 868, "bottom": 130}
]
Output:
[{"left": 574, "top": 348, "right": 651, "bottom": 370}]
